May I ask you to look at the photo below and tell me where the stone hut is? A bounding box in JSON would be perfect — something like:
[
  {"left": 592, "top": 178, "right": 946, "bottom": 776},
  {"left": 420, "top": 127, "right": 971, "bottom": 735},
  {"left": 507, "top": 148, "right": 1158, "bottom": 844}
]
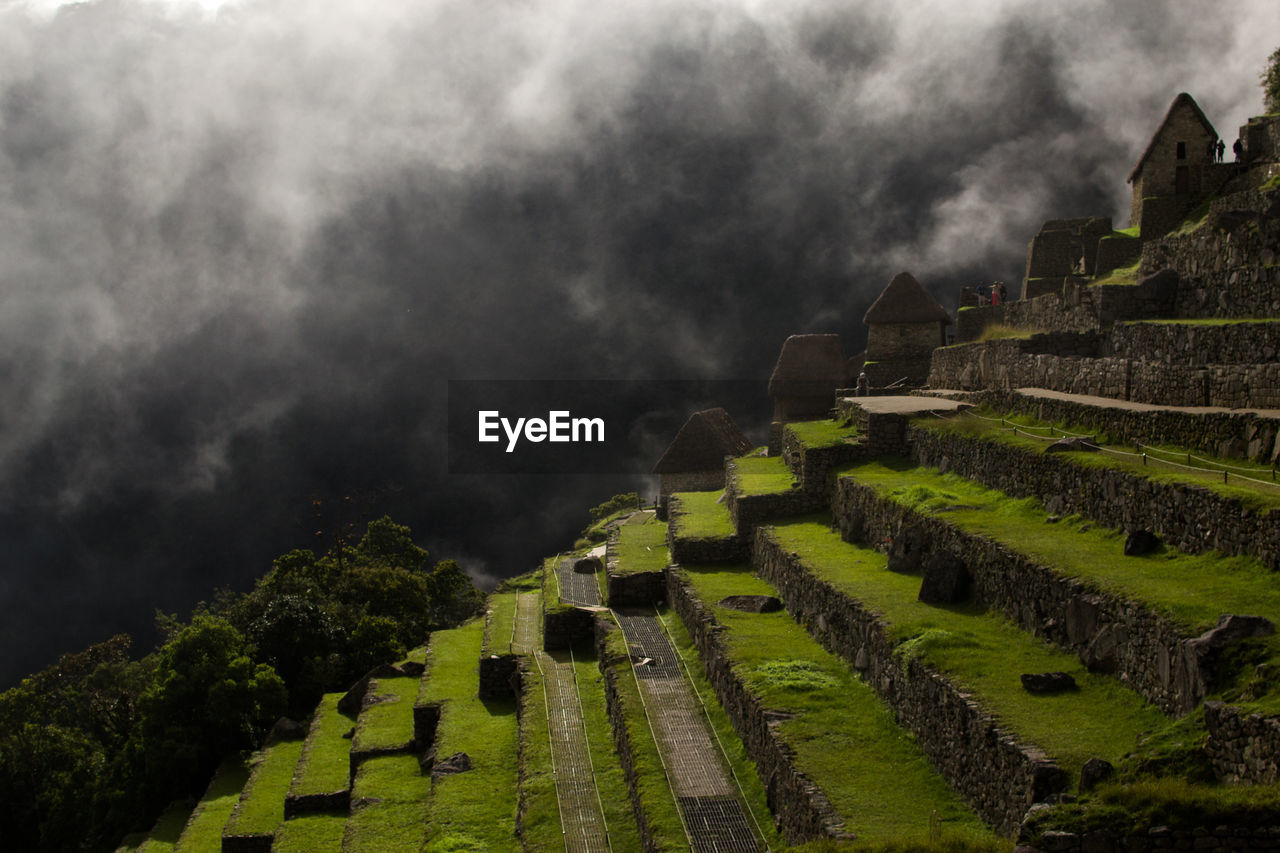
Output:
[
  {"left": 653, "top": 407, "right": 752, "bottom": 509},
  {"left": 767, "top": 334, "right": 849, "bottom": 453},
  {"left": 1127, "top": 92, "right": 1235, "bottom": 240},
  {"left": 862, "top": 272, "right": 950, "bottom": 388}
]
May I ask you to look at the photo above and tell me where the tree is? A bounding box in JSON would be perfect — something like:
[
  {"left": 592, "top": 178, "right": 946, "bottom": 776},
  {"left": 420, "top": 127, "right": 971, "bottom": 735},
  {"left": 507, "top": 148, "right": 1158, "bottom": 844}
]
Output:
[{"left": 1264, "top": 45, "right": 1280, "bottom": 115}]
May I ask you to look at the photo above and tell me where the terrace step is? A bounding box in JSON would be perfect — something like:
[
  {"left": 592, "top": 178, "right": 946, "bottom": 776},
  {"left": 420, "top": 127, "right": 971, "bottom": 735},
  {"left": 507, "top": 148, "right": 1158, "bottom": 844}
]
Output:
[
  {"left": 749, "top": 520, "right": 1166, "bottom": 833},
  {"left": 285, "top": 693, "right": 353, "bottom": 817},
  {"left": 221, "top": 736, "right": 306, "bottom": 852}
]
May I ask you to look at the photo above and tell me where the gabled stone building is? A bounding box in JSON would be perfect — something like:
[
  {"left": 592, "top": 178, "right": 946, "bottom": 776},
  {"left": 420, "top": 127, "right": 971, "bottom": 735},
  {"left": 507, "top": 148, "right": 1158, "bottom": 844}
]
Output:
[
  {"left": 862, "top": 272, "right": 950, "bottom": 387},
  {"left": 1128, "top": 92, "right": 1236, "bottom": 240},
  {"left": 653, "top": 407, "right": 752, "bottom": 509}
]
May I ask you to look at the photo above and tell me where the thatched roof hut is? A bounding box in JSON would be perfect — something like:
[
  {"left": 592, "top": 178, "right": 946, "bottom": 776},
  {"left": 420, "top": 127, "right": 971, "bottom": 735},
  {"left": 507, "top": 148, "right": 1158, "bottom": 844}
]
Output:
[
  {"left": 863, "top": 272, "right": 950, "bottom": 326},
  {"left": 653, "top": 408, "right": 752, "bottom": 475}
]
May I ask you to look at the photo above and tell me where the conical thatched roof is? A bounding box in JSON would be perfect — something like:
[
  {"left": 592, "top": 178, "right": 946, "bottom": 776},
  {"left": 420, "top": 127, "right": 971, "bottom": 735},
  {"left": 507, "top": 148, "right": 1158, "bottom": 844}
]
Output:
[
  {"left": 767, "top": 334, "right": 847, "bottom": 396},
  {"left": 1128, "top": 92, "right": 1216, "bottom": 183},
  {"left": 653, "top": 408, "right": 753, "bottom": 474},
  {"left": 862, "top": 272, "right": 951, "bottom": 325}
]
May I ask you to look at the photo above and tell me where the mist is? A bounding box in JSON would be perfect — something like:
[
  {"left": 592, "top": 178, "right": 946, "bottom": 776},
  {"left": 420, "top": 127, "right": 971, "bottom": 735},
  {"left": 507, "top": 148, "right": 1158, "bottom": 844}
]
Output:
[{"left": 1, "top": 0, "right": 1274, "bottom": 684}]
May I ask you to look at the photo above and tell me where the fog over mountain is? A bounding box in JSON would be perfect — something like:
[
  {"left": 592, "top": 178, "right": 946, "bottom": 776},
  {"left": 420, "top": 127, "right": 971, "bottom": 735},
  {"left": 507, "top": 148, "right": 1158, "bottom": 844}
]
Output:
[{"left": 0, "top": 0, "right": 1274, "bottom": 683}]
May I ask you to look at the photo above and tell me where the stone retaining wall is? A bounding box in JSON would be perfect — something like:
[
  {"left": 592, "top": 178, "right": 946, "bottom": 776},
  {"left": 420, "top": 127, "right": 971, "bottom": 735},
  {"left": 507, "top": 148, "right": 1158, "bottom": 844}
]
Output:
[
  {"left": 778, "top": 426, "right": 866, "bottom": 493},
  {"left": 725, "top": 458, "right": 824, "bottom": 538},
  {"left": 1112, "top": 321, "right": 1280, "bottom": 365},
  {"left": 543, "top": 606, "right": 596, "bottom": 650},
  {"left": 968, "top": 390, "right": 1280, "bottom": 463},
  {"left": 1204, "top": 701, "right": 1280, "bottom": 784},
  {"left": 831, "top": 477, "right": 1203, "bottom": 714},
  {"left": 479, "top": 654, "right": 520, "bottom": 699},
  {"left": 752, "top": 532, "right": 1068, "bottom": 835},
  {"left": 665, "top": 567, "right": 855, "bottom": 845},
  {"left": 908, "top": 425, "right": 1280, "bottom": 570}
]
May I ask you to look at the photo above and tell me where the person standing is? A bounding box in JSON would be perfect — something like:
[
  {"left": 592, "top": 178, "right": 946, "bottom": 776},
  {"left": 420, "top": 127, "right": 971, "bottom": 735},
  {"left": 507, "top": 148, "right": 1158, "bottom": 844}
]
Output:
[{"left": 1217, "top": 139, "right": 1226, "bottom": 162}]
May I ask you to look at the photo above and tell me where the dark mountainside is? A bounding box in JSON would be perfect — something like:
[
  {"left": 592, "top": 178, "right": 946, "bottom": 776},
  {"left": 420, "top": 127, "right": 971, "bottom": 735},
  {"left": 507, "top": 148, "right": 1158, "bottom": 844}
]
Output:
[{"left": 0, "top": 0, "right": 1273, "bottom": 686}]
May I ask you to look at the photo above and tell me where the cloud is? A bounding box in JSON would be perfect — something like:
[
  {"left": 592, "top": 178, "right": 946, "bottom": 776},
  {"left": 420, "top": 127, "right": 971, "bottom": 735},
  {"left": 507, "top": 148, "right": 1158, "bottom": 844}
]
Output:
[{"left": 0, "top": 0, "right": 1275, "bottom": 681}]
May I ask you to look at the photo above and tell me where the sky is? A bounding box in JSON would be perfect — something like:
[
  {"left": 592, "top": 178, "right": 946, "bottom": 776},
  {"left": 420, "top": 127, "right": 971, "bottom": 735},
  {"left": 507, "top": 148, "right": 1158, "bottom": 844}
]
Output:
[{"left": 0, "top": 0, "right": 1275, "bottom": 683}]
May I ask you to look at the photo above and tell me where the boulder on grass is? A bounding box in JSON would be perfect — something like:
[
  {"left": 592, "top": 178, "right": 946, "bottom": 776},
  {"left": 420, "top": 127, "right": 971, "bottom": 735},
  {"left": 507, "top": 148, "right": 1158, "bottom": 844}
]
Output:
[
  {"left": 1020, "top": 672, "right": 1077, "bottom": 694},
  {"left": 573, "top": 556, "right": 603, "bottom": 574},
  {"left": 1079, "top": 757, "right": 1115, "bottom": 792},
  {"left": 1124, "top": 530, "right": 1160, "bottom": 556},
  {"left": 431, "top": 752, "right": 472, "bottom": 778},
  {"left": 718, "top": 595, "right": 783, "bottom": 613}
]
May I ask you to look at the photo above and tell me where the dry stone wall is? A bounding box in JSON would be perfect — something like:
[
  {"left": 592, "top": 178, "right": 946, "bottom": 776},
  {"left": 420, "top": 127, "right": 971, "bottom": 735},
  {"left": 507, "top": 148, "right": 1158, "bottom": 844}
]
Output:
[
  {"left": 908, "top": 425, "right": 1280, "bottom": 569},
  {"left": 752, "top": 531, "right": 1068, "bottom": 835},
  {"left": 831, "top": 476, "right": 1204, "bottom": 714},
  {"left": 1204, "top": 701, "right": 1280, "bottom": 785},
  {"left": 1111, "top": 321, "right": 1280, "bottom": 365},
  {"left": 666, "top": 567, "right": 855, "bottom": 845},
  {"left": 605, "top": 530, "right": 668, "bottom": 606},
  {"left": 1023, "top": 825, "right": 1280, "bottom": 853}
]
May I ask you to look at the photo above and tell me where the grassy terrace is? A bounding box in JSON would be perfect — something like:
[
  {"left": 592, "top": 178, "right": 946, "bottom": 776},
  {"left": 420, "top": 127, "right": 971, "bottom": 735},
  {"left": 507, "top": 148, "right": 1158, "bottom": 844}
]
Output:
[
  {"left": 287, "top": 693, "right": 351, "bottom": 802},
  {"left": 840, "top": 459, "right": 1280, "bottom": 637},
  {"left": 785, "top": 418, "right": 859, "bottom": 449},
  {"left": 345, "top": 755, "right": 431, "bottom": 853},
  {"left": 516, "top": 662, "right": 561, "bottom": 852},
  {"left": 169, "top": 758, "right": 249, "bottom": 852},
  {"left": 221, "top": 737, "right": 306, "bottom": 842},
  {"left": 126, "top": 800, "right": 190, "bottom": 852},
  {"left": 419, "top": 617, "right": 521, "bottom": 851},
  {"left": 916, "top": 407, "right": 1280, "bottom": 511},
  {"left": 614, "top": 518, "right": 670, "bottom": 574},
  {"left": 679, "top": 561, "right": 990, "bottom": 842},
  {"left": 351, "top": 675, "right": 419, "bottom": 754},
  {"left": 671, "top": 490, "right": 736, "bottom": 540},
  {"left": 598, "top": 615, "right": 687, "bottom": 851},
  {"left": 272, "top": 814, "right": 346, "bottom": 853},
  {"left": 733, "top": 454, "right": 796, "bottom": 496},
  {"left": 765, "top": 520, "right": 1168, "bottom": 778},
  {"left": 485, "top": 590, "right": 519, "bottom": 656}
]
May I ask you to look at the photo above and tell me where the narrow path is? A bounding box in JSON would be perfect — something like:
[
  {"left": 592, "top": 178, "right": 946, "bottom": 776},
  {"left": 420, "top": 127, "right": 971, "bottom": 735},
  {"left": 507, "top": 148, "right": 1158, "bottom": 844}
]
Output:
[
  {"left": 557, "top": 550, "right": 604, "bottom": 607},
  {"left": 517, "top": 589, "right": 612, "bottom": 852},
  {"left": 613, "top": 610, "right": 762, "bottom": 853}
]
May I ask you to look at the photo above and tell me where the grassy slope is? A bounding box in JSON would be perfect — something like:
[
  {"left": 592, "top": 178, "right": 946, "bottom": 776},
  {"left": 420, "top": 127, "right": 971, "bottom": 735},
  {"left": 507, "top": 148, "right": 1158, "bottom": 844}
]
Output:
[
  {"left": 614, "top": 519, "right": 670, "bottom": 574},
  {"left": 767, "top": 519, "right": 1168, "bottom": 778},
  {"left": 352, "top": 675, "right": 419, "bottom": 753},
  {"left": 672, "top": 490, "right": 736, "bottom": 539},
  {"left": 734, "top": 455, "right": 796, "bottom": 496},
  {"left": 273, "top": 814, "right": 346, "bottom": 853},
  {"left": 680, "top": 562, "right": 990, "bottom": 843},
  {"left": 345, "top": 754, "right": 432, "bottom": 853},
  {"left": 484, "top": 590, "right": 519, "bottom": 656},
  {"left": 517, "top": 661, "right": 562, "bottom": 852},
  {"left": 419, "top": 617, "right": 521, "bottom": 852},
  {"left": 171, "top": 758, "right": 250, "bottom": 853},
  {"left": 130, "top": 800, "right": 191, "bottom": 853},
  {"left": 288, "top": 693, "right": 351, "bottom": 800},
  {"left": 222, "top": 738, "right": 306, "bottom": 840}
]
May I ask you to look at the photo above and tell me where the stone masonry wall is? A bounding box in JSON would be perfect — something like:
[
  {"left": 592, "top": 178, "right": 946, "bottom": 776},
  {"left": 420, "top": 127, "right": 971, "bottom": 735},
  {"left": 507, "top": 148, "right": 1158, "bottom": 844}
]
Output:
[
  {"left": 908, "top": 425, "right": 1280, "bottom": 570},
  {"left": 724, "top": 458, "right": 824, "bottom": 538},
  {"left": 666, "top": 494, "right": 748, "bottom": 564},
  {"left": 1204, "top": 701, "right": 1280, "bottom": 785},
  {"left": 752, "top": 532, "right": 1069, "bottom": 835},
  {"left": 1024, "top": 825, "right": 1280, "bottom": 853},
  {"left": 1111, "top": 321, "right": 1280, "bottom": 365},
  {"left": 831, "top": 476, "right": 1205, "bottom": 714},
  {"left": 605, "top": 528, "right": 667, "bottom": 606},
  {"left": 666, "top": 567, "right": 855, "bottom": 845}
]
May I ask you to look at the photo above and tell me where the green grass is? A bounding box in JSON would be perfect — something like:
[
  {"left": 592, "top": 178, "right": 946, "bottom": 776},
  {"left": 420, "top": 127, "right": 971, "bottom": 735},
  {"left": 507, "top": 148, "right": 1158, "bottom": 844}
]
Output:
[
  {"left": 288, "top": 693, "right": 351, "bottom": 800},
  {"left": 484, "top": 591, "right": 519, "bottom": 656},
  {"left": 671, "top": 490, "right": 736, "bottom": 540},
  {"left": 1113, "top": 225, "right": 1140, "bottom": 238},
  {"left": 172, "top": 757, "right": 249, "bottom": 852},
  {"left": 1091, "top": 259, "right": 1141, "bottom": 286},
  {"left": 977, "top": 324, "right": 1040, "bottom": 342},
  {"left": 658, "top": 611, "right": 784, "bottom": 850},
  {"left": 272, "top": 814, "right": 346, "bottom": 853},
  {"left": 915, "top": 407, "right": 1280, "bottom": 512},
  {"left": 765, "top": 519, "right": 1168, "bottom": 778},
  {"left": 346, "top": 755, "right": 431, "bottom": 853},
  {"left": 351, "top": 675, "right": 419, "bottom": 753},
  {"left": 222, "top": 738, "right": 306, "bottom": 839},
  {"left": 785, "top": 418, "right": 860, "bottom": 450},
  {"left": 570, "top": 651, "right": 647, "bottom": 852},
  {"left": 679, "top": 562, "right": 990, "bottom": 842},
  {"left": 598, "top": 615, "right": 688, "bottom": 850},
  {"left": 515, "top": 662, "right": 561, "bottom": 852},
  {"left": 614, "top": 518, "right": 670, "bottom": 574},
  {"left": 419, "top": 618, "right": 521, "bottom": 851},
  {"left": 733, "top": 455, "right": 796, "bottom": 496},
  {"left": 840, "top": 459, "right": 1280, "bottom": 636},
  {"left": 132, "top": 799, "right": 191, "bottom": 852}
]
